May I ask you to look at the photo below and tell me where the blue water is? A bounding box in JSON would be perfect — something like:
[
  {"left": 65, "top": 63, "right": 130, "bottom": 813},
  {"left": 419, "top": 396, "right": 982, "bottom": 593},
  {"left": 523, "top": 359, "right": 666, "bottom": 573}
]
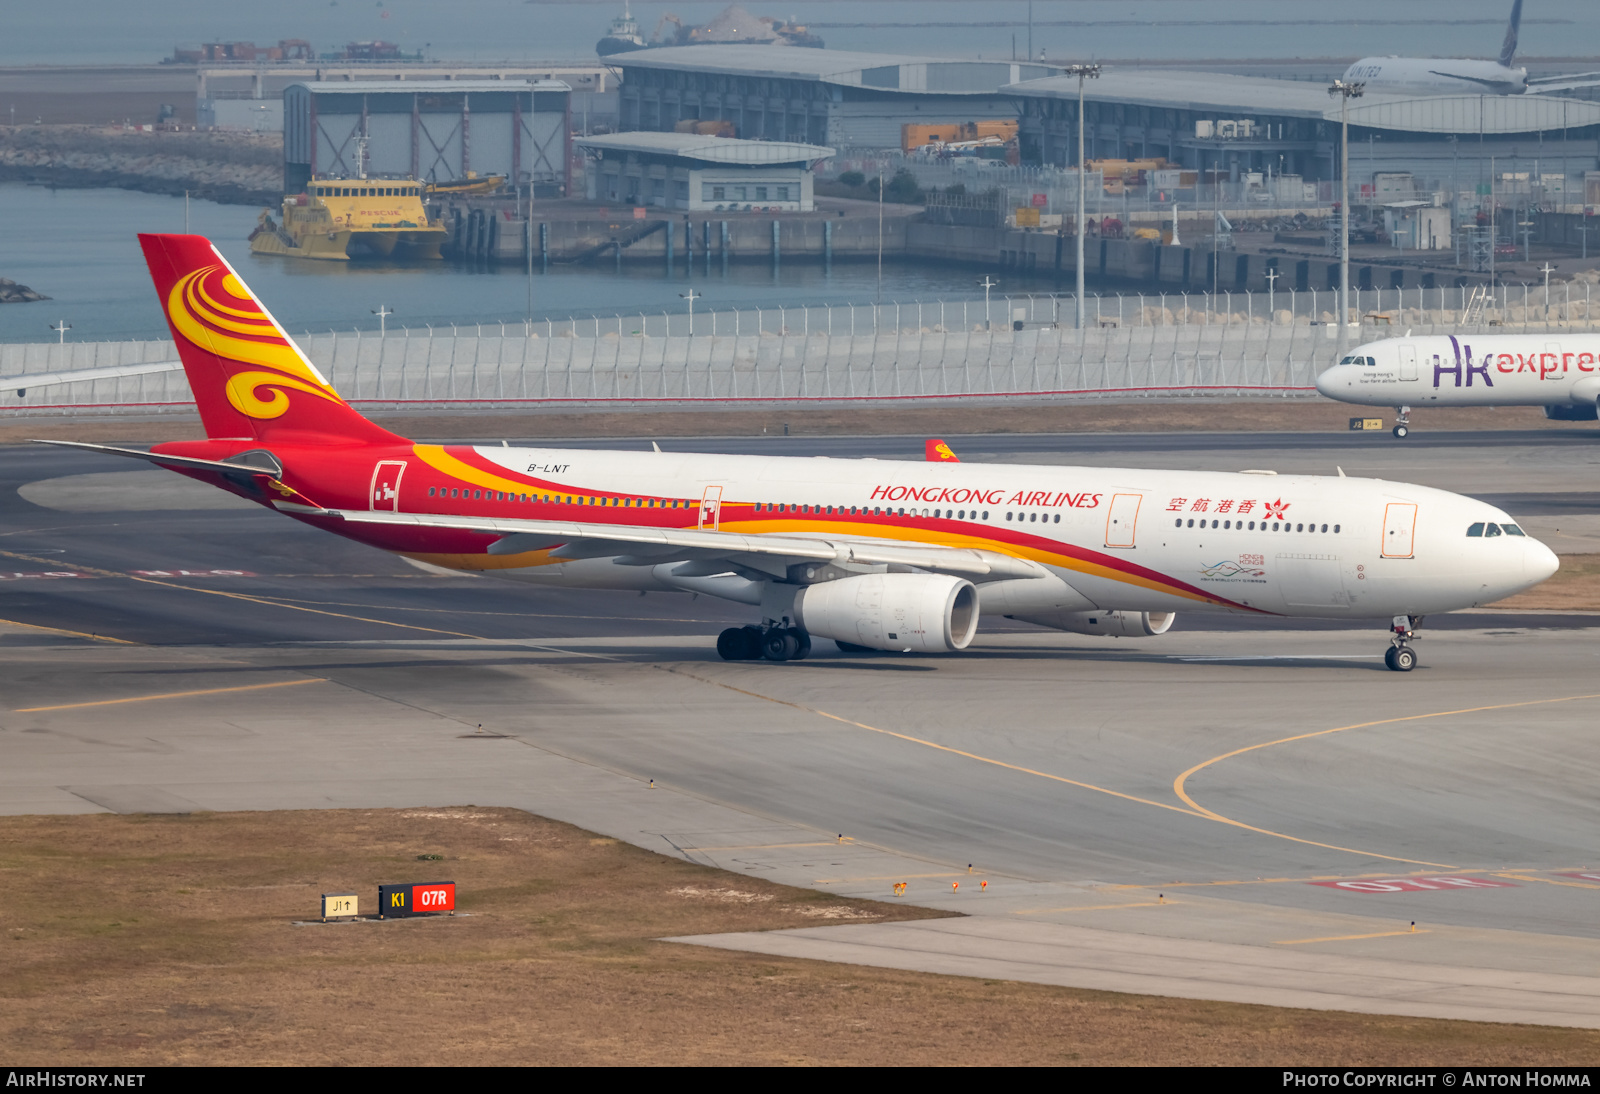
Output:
[
  {"left": 6, "top": 1, "right": 1594, "bottom": 66},
  {"left": 0, "top": 183, "right": 1072, "bottom": 342}
]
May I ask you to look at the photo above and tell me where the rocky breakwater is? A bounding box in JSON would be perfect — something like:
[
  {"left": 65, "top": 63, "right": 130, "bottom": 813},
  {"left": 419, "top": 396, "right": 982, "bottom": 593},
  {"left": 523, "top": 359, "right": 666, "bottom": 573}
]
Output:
[
  {"left": 0, "top": 125, "right": 281, "bottom": 206},
  {"left": 0, "top": 278, "right": 48, "bottom": 303}
]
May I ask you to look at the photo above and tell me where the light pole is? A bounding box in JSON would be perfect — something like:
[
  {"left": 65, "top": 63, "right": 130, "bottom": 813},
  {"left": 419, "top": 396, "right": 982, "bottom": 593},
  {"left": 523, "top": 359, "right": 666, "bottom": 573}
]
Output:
[
  {"left": 1063, "top": 62, "right": 1101, "bottom": 334},
  {"left": 1329, "top": 79, "right": 1363, "bottom": 351},
  {"left": 1541, "top": 261, "right": 1555, "bottom": 309},
  {"left": 1328, "top": 80, "right": 1364, "bottom": 345},
  {"left": 1265, "top": 266, "right": 1279, "bottom": 317},
  {"left": 977, "top": 275, "right": 998, "bottom": 330},
  {"left": 679, "top": 289, "right": 701, "bottom": 334},
  {"left": 371, "top": 305, "right": 393, "bottom": 336},
  {"left": 49, "top": 320, "right": 70, "bottom": 344}
]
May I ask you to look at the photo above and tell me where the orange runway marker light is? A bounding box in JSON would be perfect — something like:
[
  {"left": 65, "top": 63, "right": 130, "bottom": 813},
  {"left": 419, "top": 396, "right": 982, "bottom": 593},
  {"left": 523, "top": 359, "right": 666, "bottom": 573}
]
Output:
[
  {"left": 980, "top": 880, "right": 987, "bottom": 891},
  {"left": 952, "top": 881, "right": 960, "bottom": 892}
]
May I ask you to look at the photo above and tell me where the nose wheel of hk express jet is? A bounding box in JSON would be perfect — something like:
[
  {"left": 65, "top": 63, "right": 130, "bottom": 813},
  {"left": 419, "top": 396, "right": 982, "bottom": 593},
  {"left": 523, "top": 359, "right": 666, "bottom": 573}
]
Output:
[
  {"left": 1384, "top": 615, "right": 1420, "bottom": 671},
  {"left": 1392, "top": 405, "right": 1411, "bottom": 439}
]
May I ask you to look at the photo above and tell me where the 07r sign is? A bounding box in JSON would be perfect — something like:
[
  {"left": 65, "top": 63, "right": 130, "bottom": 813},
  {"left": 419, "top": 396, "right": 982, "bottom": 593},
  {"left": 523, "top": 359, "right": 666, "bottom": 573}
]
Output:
[{"left": 1311, "top": 876, "right": 1517, "bottom": 894}]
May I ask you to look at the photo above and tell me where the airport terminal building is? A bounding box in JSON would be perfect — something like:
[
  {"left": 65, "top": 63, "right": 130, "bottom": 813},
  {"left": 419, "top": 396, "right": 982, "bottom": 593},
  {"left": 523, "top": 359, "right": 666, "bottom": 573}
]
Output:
[
  {"left": 1006, "top": 70, "right": 1600, "bottom": 194},
  {"left": 610, "top": 45, "right": 1055, "bottom": 148}
]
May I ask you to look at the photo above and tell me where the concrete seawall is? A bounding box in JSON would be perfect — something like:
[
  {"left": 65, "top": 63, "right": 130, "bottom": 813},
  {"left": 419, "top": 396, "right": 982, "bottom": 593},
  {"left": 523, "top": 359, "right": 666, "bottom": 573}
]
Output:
[{"left": 0, "top": 125, "right": 280, "bottom": 206}]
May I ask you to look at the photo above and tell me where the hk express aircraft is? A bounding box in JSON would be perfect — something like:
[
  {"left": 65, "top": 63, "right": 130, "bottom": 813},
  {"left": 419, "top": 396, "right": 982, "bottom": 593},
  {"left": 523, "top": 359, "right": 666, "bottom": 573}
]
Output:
[
  {"left": 1315, "top": 331, "right": 1600, "bottom": 436},
  {"left": 1342, "top": 0, "right": 1600, "bottom": 97},
  {"left": 50, "top": 235, "right": 1559, "bottom": 672}
]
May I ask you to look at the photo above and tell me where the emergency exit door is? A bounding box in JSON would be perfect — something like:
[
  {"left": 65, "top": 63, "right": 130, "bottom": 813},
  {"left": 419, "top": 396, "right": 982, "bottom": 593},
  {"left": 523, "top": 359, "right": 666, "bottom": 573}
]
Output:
[{"left": 1104, "top": 493, "right": 1142, "bottom": 549}]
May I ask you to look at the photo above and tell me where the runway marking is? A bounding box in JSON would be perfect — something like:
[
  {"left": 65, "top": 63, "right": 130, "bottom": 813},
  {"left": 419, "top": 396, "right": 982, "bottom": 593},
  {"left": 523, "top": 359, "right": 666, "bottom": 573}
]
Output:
[
  {"left": 1014, "top": 901, "right": 1179, "bottom": 914},
  {"left": 1105, "top": 869, "right": 1475, "bottom": 891},
  {"left": 1498, "top": 872, "right": 1600, "bottom": 891},
  {"left": 1171, "top": 693, "right": 1600, "bottom": 870},
  {"left": 1274, "top": 930, "right": 1430, "bottom": 945},
  {"left": 0, "top": 549, "right": 490, "bottom": 641},
  {"left": 1176, "top": 654, "right": 1385, "bottom": 662},
  {"left": 813, "top": 872, "right": 971, "bottom": 884},
  {"left": 0, "top": 616, "right": 137, "bottom": 645},
  {"left": 664, "top": 666, "right": 1204, "bottom": 820},
  {"left": 15, "top": 677, "right": 325, "bottom": 712},
  {"left": 693, "top": 841, "right": 854, "bottom": 851}
]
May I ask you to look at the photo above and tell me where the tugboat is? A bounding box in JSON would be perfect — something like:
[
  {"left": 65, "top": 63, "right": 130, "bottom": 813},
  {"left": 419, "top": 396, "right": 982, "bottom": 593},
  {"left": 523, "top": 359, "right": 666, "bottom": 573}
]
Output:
[
  {"left": 596, "top": 2, "right": 647, "bottom": 56},
  {"left": 249, "top": 177, "right": 447, "bottom": 261}
]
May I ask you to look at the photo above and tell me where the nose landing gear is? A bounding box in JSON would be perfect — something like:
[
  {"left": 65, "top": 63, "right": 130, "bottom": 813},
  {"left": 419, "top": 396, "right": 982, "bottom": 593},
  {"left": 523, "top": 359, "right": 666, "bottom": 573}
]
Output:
[
  {"left": 716, "top": 624, "right": 811, "bottom": 662},
  {"left": 1392, "top": 405, "right": 1412, "bottom": 439},
  {"left": 1384, "top": 615, "right": 1421, "bottom": 671}
]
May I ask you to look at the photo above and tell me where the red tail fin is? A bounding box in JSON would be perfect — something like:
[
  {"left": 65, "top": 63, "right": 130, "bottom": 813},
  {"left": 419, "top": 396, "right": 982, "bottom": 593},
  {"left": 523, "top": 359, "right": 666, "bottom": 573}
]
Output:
[
  {"left": 925, "top": 438, "right": 960, "bottom": 462},
  {"left": 139, "top": 233, "right": 405, "bottom": 446}
]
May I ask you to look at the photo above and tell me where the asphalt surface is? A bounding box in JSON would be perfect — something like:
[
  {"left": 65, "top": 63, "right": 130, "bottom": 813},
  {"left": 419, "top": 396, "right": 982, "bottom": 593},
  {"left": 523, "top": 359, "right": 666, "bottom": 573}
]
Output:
[{"left": 6, "top": 429, "right": 1600, "bottom": 1024}]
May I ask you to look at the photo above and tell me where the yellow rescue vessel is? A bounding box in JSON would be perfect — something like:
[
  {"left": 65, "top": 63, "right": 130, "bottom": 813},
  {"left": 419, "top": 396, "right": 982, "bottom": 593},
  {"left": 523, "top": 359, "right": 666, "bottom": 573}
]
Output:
[{"left": 249, "top": 178, "right": 447, "bottom": 261}]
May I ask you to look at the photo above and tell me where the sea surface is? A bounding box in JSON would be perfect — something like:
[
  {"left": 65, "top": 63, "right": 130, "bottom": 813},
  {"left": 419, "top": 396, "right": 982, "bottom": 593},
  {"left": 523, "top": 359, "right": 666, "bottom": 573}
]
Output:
[
  {"left": 0, "top": 183, "right": 1073, "bottom": 343},
  {"left": 6, "top": 1, "right": 1595, "bottom": 67}
]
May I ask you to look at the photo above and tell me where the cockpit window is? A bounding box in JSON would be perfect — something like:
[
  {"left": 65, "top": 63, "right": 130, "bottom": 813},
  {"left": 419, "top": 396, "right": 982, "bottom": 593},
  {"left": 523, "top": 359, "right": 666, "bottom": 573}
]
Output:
[
  {"left": 1466, "top": 522, "right": 1484, "bottom": 537},
  {"left": 1501, "top": 523, "right": 1525, "bottom": 536},
  {"left": 1484, "top": 523, "right": 1503, "bottom": 537},
  {"left": 1339, "top": 355, "right": 1358, "bottom": 365},
  {"left": 1364, "top": 356, "right": 1377, "bottom": 366}
]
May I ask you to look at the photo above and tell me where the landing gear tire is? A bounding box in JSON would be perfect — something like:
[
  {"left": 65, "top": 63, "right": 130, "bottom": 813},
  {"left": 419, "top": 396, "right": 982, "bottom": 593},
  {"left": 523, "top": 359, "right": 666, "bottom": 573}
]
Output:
[
  {"left": 789, "top": 627, "right": 812, "bottom": 661},
  {"left": 716, "top": 627, "right": 761, "bottom": 661},
  {"left": 1385, "top": 645, "right": 1416, "bottom": 672},
  {"left": 1392, "top": 424, "right": 1409, "bottom": 438},
  {"left": 761, "top": 628, "right": 801, "bottom": 662}
]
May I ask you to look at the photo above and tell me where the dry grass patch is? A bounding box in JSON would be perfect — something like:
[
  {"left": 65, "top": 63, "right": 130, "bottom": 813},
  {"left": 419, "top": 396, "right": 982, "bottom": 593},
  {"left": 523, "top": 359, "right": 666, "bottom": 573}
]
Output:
[
  {"left": 1489, "top": 555, "right": 1600, "bottom": 612},
  {"left": 3, "top": 808, "right": 1599, "bottom": 1066}
]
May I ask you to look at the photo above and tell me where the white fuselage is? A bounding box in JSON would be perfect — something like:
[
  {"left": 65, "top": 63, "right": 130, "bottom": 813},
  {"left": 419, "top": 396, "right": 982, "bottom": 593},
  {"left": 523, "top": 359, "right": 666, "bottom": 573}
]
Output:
[
  {"left": 1342, "top": 57, "right": 1528, "bottom": 96},
  {"left": 428, "top": 446, "right": 1557, "bottom": 622},
  {"left": 1316, "top": 333, "right": 1600, "bottom": 410}
]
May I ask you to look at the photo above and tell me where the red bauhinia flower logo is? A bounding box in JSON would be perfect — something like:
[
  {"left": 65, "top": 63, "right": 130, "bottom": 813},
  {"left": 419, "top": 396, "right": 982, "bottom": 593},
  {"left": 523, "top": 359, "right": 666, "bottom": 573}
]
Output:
[{"left": 1263, "top": 498, "right": 1290, "bottom": 521}]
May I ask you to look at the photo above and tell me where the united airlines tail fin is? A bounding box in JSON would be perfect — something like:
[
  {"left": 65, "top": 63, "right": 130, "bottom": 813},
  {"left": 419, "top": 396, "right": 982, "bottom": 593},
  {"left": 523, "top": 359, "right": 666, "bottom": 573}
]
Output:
[
  {"left": 1499, "top": 0, "right": 1522, "bottom": 68},
  {"left": 138, "top": 233, "right": 405, "bottom": 446}
]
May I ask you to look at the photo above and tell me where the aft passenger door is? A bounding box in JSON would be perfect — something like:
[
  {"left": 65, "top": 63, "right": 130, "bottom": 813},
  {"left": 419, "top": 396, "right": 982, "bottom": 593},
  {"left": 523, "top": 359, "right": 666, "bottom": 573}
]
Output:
[
  {"left": 1381, "top": 502, "right": 1417, "bottom": 559},
  {"left": 370, "top": 460, "right": 406, "bottom": 512},
  {"left": 1104, "top": 493, "right": 1142, "bottom": 549}
]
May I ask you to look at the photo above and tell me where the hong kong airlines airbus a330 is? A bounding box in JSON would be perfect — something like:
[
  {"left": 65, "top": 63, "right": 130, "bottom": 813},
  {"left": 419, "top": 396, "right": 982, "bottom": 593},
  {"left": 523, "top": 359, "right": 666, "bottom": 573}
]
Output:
[{"left": 48, "top": 235, "right": 1559, "bottom": 672}]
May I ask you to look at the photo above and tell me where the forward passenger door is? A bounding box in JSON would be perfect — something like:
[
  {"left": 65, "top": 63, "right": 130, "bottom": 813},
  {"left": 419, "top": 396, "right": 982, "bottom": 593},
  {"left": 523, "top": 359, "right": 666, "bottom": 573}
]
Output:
[{"left": 1104, "top": 493, "right": 1142, "bottom": 549}]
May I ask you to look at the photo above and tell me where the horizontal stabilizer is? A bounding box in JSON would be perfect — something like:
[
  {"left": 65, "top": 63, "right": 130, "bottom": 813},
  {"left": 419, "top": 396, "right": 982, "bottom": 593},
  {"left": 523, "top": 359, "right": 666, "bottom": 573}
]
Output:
[
  {"left": 34, "top": 439, "right": 283, "bottom": 477},
  {"left": 6, "top": 360, "right": 182, "bottom": 396}
]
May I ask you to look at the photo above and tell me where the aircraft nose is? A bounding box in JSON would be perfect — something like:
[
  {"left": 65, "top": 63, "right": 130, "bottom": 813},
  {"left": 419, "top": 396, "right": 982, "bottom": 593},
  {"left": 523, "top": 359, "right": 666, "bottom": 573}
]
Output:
[
  {"left": 1314, "top": 368, "right": 1338, "bottom": 398},
  {"left": 1525, "top": 538, "right": 1559, "bottom": 583}
]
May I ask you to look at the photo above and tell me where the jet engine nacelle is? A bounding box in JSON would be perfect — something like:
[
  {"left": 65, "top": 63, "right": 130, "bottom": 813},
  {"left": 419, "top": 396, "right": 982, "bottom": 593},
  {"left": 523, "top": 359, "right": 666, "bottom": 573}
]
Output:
[
  {"left": 1009, "top": 609, "right": 1175, "bottom": 637},
  {"left": 793, "top": 573, "right": 979, "bottom": 652}
]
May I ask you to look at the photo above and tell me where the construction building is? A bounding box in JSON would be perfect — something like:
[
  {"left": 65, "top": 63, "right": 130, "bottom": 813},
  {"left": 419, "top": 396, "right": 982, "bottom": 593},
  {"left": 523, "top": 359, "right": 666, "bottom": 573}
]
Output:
[
  {"left": 576, "top": 132, "right": 833, "bottom": 211},
  {"left": 1006, "top": 69, "right": 1600, "bottom": 196},
  {"left": 281, "top": 80, "right": 571, "bottom": 195},
  {"left": 610, "top": 45, "right": 1054, "bottom": 148}
]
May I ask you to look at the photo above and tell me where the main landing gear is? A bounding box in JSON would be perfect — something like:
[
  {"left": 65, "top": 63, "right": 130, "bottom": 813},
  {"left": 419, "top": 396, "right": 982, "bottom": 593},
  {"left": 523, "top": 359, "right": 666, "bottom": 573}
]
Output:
[
  {"left": 717, "top": 624, "right": 812, "bottom": 662},
  {"left": 1392, "top": 405, "right": 1412, "bottom": 439},
  {"left": 1383, "top": 615, "right": 1421, "bottom": 672}
]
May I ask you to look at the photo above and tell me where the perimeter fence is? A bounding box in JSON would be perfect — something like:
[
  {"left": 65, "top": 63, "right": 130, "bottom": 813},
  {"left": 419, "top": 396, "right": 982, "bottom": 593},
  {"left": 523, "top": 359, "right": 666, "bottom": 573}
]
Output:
[{"left": 4, "top": 284, "right": 1597, "bottom": 415}]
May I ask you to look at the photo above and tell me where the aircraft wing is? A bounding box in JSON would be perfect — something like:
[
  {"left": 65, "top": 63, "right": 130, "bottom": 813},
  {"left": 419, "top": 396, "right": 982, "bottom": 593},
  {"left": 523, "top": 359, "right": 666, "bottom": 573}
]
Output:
[
  {"left": 1525, "top": 72, "right": 1600, "bottom": 93},
  {"left": 335, "top": 508, "right": 1047, "bottom": 582},
  {"left": 1426, "top": 69, "right": 1515, "bottom": 91},
  {"left": 6, "top": 360, "right": 182, "bottom": 396}
]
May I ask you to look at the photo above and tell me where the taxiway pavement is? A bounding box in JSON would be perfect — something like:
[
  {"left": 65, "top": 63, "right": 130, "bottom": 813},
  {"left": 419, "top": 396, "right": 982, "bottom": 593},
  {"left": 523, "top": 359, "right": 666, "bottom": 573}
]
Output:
[{"left": 4, "top": 431, "right": 1600, "bottom": 1026}]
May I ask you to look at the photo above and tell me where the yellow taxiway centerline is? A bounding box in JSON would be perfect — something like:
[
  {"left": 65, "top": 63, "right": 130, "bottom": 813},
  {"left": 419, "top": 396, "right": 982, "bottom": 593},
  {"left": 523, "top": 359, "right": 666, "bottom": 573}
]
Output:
[{"left": 17, "top": 677, "right": 325, "bottom": 712}]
